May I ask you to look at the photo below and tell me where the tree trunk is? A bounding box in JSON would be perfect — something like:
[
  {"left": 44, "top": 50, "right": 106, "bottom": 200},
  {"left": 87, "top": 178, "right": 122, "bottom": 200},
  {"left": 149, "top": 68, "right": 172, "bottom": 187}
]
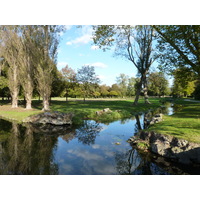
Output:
[
  {"left": 42, "top": 95, "right": 50, "bottom": 111},
  {"left": 133, "top": 78, "right": 143, "bottom": 105},
  {"left": 8, "top": 65, "right": 19, "bottom": 108},
  {"left": 25, "top": 92, "right": 32, "bottom": 109},
  {"left": 11, "top": 90, "right": 18, "bottom": 108},
  {"left": 143, "top": 76, "right": 151, "bottom": 104}
]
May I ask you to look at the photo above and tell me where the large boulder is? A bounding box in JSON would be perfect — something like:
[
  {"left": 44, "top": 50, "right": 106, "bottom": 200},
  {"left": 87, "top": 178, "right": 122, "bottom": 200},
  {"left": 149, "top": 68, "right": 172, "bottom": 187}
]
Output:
[
  {"left": 130, "top": 131, "right": 200, "bottom": 165},
  {"left": 23, "top": 111, "right": 73, "bottom": 125}
]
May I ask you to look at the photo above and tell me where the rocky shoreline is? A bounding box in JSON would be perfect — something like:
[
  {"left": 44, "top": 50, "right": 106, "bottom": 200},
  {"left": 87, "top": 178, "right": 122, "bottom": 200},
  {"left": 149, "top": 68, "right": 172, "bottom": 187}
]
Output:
[
  {"left": 128, "top": 131, "right": 200, "bottom": 165},
  {"left": 128, "top": 114, "right": 200, "bottom": 165}
]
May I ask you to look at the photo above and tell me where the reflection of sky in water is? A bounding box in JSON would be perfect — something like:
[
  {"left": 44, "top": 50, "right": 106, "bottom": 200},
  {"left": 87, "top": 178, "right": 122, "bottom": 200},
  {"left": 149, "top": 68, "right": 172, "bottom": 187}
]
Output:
[
  {"left": 55, "top": 119, "right": 138, "bottom": 175},
  {"left": 1, "top": 104, "right": 199, "bottom": 175}
]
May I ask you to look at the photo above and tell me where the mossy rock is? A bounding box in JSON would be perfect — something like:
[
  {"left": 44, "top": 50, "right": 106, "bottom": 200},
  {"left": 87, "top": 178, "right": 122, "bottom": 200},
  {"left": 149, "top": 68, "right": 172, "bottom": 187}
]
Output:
[{"left": 136, "top": 142, "right": 149, "bottom": 150}]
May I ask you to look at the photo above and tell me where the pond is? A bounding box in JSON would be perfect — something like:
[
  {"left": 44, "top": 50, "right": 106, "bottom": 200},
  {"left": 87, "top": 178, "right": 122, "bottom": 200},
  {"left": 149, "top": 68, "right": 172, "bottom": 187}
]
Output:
[{"left": 0, "top": 103, "right": 200, "bottom": 175}]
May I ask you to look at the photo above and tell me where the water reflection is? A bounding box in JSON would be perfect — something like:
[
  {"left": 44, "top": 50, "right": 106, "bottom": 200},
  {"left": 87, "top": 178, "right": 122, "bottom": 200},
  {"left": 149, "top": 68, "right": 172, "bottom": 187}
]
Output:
[
  {"left": 0, "top": 119, "right": 104, "bottom": 175},
  {"left": 76, "top": 121, "right": 103, "bottom": 145},
  {"left": 0, "top": 120, "right": 59, "bottom": 175},
  {"left": 0, "top": 103, "right": 199, "bottom": 175}
]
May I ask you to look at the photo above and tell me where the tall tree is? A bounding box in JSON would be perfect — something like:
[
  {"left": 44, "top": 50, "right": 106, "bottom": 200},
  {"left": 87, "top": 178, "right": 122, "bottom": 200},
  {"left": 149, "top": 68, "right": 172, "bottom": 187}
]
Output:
[
  {"left": 154, "top": 25, "right": 200, "bottom": 77},
  {"left": 61, "top": 64, "right": 76, "bottom": 101},
  {"left": 33, "top": 25, "right": 64, "bottom": 111},
  {"left": 93, "top": 25, "right": 157, "bottom": 105},
  {"left": 76, "top": 65, "right": 100, "bottom": 101},
  {"left": 0, "top": 26, "right": 20, "bottom": 108},
  {"left": 147, "top": 71, "right": 170, "bottom": 97},
  {"left": 16, "top": 26, "right": 35, "bottom": 109}
]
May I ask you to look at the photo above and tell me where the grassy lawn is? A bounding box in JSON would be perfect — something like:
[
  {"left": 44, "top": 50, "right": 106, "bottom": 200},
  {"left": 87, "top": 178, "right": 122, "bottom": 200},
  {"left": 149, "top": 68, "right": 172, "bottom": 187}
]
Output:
[
  {"left": 0, "top": 105, "right": 42, "bottom": 122},
  {"left": 148, "top": 98, "right": 200, "bottom": 143},
  {"left": 49, "top": 97, "right": 162, "bottom": 123},
  {"left": 0, "top": 97, "right": 162, "bottom": 123}
]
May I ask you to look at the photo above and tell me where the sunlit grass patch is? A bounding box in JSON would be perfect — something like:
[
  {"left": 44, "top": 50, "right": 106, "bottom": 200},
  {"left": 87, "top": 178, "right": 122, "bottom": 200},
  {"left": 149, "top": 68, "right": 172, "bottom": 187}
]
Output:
[{"left": 148, "top": 99, "right": 200, "bottom": 143}]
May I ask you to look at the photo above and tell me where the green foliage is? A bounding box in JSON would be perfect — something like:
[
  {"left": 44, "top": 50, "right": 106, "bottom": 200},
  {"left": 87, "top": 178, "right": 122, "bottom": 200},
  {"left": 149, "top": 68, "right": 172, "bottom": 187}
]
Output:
[
  {"left": 99, "top": 84, "right": 110, "bottom": 97},
  {"left": 93, "top": 25, "right": 157, "bottom": 104},
  {"left": 171, "top": 68, "right": 196, "bottom": 97},
  {"left": 154, "top": 25, "right": 200, "bottom": 77},
  {"left": 109, "top": 90, "right": 119, "bottom": 97},
  {"left": 93, "top": 91, "right": 100, "bottom": 98},
  {"left": 116, "top": 73, "right": 129, "bottom": 97},
  {"left": 51, "top": 68, "right": 66, "bottom": 97},
  {"left": 76, "top": 65, "right": 100, "bottom": 100},
  {"left": 148, "top": 71, "right": 170, "bottom": 97},
  {"left": 0, "top": 76, "right": 8, "bottom": 89},
  {"left": 127, "top": 77, "right": 136, "bottom": 97}
]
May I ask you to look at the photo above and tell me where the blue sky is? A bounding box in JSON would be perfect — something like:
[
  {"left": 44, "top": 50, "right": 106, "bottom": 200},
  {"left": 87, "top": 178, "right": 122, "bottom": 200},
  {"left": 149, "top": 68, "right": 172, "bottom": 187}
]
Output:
[{"left": 57, "top": 25, "right": 167, "bottom": 86}]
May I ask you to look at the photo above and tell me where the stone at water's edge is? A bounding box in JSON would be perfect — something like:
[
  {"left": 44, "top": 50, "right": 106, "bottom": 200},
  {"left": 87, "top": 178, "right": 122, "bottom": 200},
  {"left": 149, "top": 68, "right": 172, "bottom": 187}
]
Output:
[
  {"left": 23, "top": 111, "right": 73, "bottom": 125},
  {"left": 129, "top": 131, "right": 200, "bottom": 165},
  {"left": 96, "top": 108, "right": 112, "bottom": 115}
]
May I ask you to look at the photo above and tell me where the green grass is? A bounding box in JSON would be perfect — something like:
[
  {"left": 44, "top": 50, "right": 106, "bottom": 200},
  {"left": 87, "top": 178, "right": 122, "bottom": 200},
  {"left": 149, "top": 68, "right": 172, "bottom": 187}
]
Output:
[
  {"left": 0, "top": 97, "right": 162, "bottom": 123},
  {"left": 48, "top": 98, "right": 162, "bottom": 123},
  {"left": 148, "top": 98, "right": 200, "bottom": 143},
  {"left": 0, "top": 109, "right": 42, "bottom": 123}
]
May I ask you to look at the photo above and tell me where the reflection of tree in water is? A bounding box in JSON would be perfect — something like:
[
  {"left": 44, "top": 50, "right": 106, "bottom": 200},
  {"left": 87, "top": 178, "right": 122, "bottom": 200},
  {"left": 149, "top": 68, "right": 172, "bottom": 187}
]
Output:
[
  {"left": 76, "top": 121, "right": 103, "bottom": 145},
  {"left": 0, "top": 121, "right": 59, "bottom": 175},
  {"left": 134, "top": 104, "right": 173, "bottom": 133},
  {"left": 115, "top": 149, "right": 140, "bottom": 175},
  {"left": 115, "top": 148, "right": 170, "bottom": 175},
  {"left": 114, "top": 146, "right": 196, "bottom": 175}
]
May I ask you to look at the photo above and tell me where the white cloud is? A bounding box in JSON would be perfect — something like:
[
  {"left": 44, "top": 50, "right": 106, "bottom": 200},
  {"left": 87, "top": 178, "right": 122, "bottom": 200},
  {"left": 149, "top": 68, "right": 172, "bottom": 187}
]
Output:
[
  {"left": 67, "top": 149, "right": 104, "bottom": 161},
  {"left": 91, "top": 45, "right": 99, "bottom": 50},
  {"left": 57, "top": 62, "right": 68, "bottom": 69},
  {"left": 66, "top": 25, "right": 93, "bottom": 46},
  {"left": 97, "top": 75, "right": 106, "bottom": 80},
  {"left": 90, "top": 62, "right": 107, "bottom": 69},
  {"left": 66, "top": 41, "right": 72, "bottom": 45}
]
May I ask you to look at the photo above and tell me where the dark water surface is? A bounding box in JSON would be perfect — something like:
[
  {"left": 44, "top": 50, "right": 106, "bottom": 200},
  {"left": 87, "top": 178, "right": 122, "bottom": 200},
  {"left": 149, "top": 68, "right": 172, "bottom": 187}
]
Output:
[{"left": 0, "top": 104, "right": 200, "bottom": 175}]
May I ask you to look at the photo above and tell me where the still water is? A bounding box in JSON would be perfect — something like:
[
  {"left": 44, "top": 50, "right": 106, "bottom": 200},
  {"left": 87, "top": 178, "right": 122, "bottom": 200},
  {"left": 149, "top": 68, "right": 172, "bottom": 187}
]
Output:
[{"left": 0, "top": 104, "right": 200, "bottom": 175}]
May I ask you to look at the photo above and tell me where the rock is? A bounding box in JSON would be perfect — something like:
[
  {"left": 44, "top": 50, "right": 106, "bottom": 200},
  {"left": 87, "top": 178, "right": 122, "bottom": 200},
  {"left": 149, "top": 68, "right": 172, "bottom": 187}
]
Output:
[
  {"left": 151, "top": 140, "right": 170, "bottom": 156},
  {"left": 103, "top": 108, "right": 112, "bottom": 112},
  {"left": 149, "top": 113, "right": 163, "bottom": 125},
  {"left": 23, "top": 111, "right": 73, "bottom": 125},
  {"left": 95, "top": 110, "right": 104, "bottom": 115},
  {"left": 96, "top": 108, "right": 112, "bottom": 115},
  {"left": 26, "top": 123, "right": 75, "bottom": 135},
  {"left": 128, "top": 131, "right": 200, "bottom": 165}
]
